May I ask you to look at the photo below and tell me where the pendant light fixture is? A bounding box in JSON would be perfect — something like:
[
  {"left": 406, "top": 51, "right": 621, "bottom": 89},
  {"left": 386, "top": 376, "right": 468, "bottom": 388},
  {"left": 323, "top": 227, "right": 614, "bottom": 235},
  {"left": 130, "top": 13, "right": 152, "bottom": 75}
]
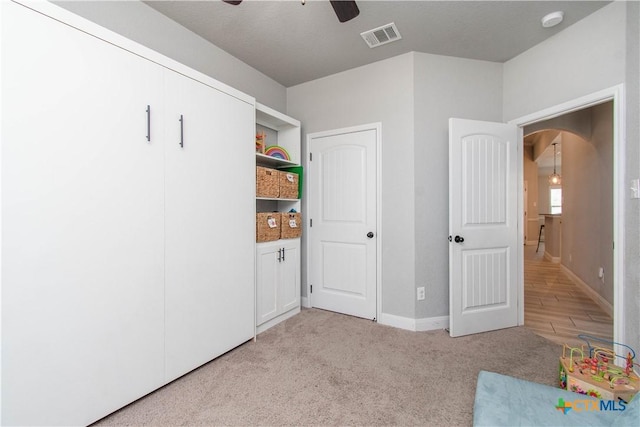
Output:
[{"left": 548, "top": 142, "right": 562, "bottom": 185}]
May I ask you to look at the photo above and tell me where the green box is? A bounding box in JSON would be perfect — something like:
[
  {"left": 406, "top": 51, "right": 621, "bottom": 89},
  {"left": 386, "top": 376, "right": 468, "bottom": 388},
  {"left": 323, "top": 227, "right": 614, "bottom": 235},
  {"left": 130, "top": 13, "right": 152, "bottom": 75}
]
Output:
[{"left": 281, "top": 166, "right": 303, "bottom": 199}]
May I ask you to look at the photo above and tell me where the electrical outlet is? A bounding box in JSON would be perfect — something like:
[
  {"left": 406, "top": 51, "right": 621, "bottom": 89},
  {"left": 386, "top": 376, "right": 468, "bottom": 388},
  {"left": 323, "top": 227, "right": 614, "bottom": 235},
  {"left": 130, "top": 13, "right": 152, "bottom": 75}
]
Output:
[{"left": 417, "top": 287, "right": 425, "bottom": 301}]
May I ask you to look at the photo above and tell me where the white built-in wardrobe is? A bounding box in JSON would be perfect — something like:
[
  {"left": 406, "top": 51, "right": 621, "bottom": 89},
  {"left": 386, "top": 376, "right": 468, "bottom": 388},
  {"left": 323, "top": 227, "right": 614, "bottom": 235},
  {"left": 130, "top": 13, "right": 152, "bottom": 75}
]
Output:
[{"left": 1, "top": 1, "right": 256, "bottom": 425}]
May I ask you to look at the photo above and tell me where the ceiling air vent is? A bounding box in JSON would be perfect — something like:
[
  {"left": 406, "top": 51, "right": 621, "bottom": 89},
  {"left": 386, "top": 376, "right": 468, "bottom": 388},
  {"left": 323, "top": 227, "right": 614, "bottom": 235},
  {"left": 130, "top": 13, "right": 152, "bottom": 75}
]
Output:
[{"left": 360, "top": 22, "right": 402, "bottom": 48}]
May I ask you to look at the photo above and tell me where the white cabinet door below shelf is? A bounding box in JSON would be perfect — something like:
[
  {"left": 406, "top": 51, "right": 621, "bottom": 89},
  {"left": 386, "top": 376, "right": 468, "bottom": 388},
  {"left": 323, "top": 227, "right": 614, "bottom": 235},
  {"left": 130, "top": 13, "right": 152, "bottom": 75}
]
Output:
[
  {"left": 2, "top": 2, "right": 165, "bottom": 425},
  {"left": 280, "top": 240, "right": 301, "bottom": 313},
  {"left": 256, "top": 243, "right": 281, "bottom": 325},
  {"left": 256, "top": 239, "right": 300, "bottom": 327},
  {"left": 164, "top": 70, "right": 255, "bottom": 382}
]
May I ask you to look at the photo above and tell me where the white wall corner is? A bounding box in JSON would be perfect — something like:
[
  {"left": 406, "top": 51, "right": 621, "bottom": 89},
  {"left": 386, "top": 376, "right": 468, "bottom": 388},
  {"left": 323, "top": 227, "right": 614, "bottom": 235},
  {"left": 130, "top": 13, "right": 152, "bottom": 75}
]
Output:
[
  {"left": 378, "top": 313, "right": 450, "bottom": 332},
  {"left": 544, "top": 252, "right": 562, "bottom": 264},
  {"left": 415, "top": 315, "right": 450, "bottom": 332},
  {"left": 301, "top": 296, "right": 311, "bottom": 308},
  {"left": 377, "top": 313, "right": 416, "bottom": 331}
]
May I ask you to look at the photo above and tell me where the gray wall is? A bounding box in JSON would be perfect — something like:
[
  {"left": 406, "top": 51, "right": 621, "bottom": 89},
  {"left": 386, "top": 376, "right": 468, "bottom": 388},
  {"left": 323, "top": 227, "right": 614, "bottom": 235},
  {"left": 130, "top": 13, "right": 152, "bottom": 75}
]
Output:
[
  {"left": 54, "top": 1, "right": 286, "bottom": 111},
  {"left": 413, "top": 53, "right": 502, "bottom": 319},
  {"left": 592, "top": 103, "right": 614, "bottom": 304},
  {"left": 287, "top": 53, "right": 416, "bottom": 318},
  {"left": 537, "top": 173, "right": 551, "bottom": 216},
  {"left": 504, "top": 0, "right": 638, "bottom": 353},
  {"left": 561, "top": 103, "right": 614, "bottom": 304},
  {"left": 523, "top": 146, "right": 539, "bottom": 243}
]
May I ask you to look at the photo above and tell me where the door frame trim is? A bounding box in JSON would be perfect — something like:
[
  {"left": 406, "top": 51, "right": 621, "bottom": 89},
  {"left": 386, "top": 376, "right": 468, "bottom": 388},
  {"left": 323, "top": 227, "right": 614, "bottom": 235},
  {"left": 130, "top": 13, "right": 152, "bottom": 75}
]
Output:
[
  {"left": 305, "top": 122, "right": 382, "bottom": 321},
  {"left": 509, "top": 84, "right": 625, "bottom": 347}
]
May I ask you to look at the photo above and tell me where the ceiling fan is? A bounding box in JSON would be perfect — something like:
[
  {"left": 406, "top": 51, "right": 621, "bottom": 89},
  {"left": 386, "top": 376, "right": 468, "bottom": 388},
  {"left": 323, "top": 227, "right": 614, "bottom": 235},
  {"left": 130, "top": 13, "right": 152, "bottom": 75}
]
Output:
[{"left": 222, "top": 0, "right": 360, "bottom": 23}]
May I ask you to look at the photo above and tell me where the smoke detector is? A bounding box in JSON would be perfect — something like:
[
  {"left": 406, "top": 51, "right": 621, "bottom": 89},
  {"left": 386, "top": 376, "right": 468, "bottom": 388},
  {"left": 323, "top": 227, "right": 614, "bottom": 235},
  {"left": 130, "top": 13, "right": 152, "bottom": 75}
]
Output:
[
  {"left": 541, "top": 11, "right": 564, "bottom": 28},
  {"left": 361, "top": 23, "right": 402, "bottom": 48}
]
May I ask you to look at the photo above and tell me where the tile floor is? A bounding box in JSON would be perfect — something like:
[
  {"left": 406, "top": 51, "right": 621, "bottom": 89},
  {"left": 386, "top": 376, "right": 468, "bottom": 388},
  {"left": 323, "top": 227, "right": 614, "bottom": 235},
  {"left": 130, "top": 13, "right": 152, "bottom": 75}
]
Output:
[{"left": 524, "top": 243, "right": 614, "bottom": 349}]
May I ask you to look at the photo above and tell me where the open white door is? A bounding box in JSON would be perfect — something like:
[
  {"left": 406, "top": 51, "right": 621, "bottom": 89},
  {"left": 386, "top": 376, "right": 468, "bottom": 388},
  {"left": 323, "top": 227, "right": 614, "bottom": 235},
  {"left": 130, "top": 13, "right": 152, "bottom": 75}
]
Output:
[{"left": 449, "top": 118, "right": 520, "bottom": 337}]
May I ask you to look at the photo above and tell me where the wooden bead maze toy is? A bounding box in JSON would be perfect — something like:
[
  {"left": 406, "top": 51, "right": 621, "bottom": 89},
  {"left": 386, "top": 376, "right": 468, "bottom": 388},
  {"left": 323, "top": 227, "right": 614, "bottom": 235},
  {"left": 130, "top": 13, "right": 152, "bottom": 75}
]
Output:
[{"left": 558, "top": 334, "right": 638, "bottom": 402}]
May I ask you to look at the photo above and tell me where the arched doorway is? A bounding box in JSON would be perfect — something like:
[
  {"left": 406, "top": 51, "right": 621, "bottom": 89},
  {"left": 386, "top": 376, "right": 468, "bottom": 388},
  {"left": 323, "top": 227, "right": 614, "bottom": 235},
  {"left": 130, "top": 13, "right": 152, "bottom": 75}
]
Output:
[{"left": 522, "top": 101, "right": 614, "bottom": 348}]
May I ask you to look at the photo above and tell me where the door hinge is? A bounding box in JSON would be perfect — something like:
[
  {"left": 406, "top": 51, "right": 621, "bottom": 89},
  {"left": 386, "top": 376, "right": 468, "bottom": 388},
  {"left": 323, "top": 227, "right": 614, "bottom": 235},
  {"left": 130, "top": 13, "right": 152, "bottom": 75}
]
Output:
[
  {"left": 310, "top": 285, "right": 313, "bottom": 293},
  {"left": 310, "top": 152, "right": 313, "bottom": 161},
  {"left": 310, "top": 218, "right": 313, "bottom": 227}
]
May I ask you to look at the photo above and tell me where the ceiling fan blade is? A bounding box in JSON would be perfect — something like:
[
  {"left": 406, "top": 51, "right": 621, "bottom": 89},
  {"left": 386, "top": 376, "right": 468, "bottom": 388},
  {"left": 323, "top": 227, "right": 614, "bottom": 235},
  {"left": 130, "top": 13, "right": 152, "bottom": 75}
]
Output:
[
  {"left": 222, "top": 0, "right": 242, "bottom": 5},
  {"left": 330, "top": 1, "right": 359, "bottom": 23}
]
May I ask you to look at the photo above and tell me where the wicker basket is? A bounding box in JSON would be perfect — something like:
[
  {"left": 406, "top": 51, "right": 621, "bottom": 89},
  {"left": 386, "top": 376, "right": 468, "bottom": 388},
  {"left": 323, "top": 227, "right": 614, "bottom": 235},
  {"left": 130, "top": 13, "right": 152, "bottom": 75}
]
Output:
[
  {"left": 280, "top": 212, "right": 302, "bottom": 239},
  {"left": 256, "top": 166, "right": 279, "bottom": 198},
  {"left": 279, "top": 171, "right": 299, "bottom": 199},
  {"left": 256, "top": 212, "right": 281, "bottom": 242}
]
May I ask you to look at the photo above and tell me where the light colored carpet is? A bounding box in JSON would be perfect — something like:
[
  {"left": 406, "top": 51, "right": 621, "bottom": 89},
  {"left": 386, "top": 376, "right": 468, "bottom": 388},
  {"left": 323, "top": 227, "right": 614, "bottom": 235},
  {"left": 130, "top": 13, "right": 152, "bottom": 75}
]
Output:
[{"left": 94, "top": 308, "right": 562, "bottom": 426}]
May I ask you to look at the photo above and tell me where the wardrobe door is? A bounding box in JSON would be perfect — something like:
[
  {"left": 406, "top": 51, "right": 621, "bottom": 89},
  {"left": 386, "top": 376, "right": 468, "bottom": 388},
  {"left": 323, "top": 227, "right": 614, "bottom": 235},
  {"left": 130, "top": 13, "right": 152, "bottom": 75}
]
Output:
[
  {"left": 164, "top": 70, "right": 255, "bottom": 381},
  {"left": 2, "top": 3, "right": 165, "bottom": 425}
]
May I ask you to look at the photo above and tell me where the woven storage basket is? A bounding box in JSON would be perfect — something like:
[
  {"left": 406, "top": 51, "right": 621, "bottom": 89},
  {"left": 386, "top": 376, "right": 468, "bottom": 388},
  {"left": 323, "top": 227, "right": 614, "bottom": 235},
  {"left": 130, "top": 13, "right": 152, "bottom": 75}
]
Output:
[
  {"left": 256, "top": 212, "right": 281, "bottom": 242},
  {"left": 256, "top": 166, "right": 279, "bottom": 198},
  {"left": 278, "top": 171, "right": 299, "bottom": 199},
  {"left": 281, "top": 212, "right": 302, "bottom": 239}
]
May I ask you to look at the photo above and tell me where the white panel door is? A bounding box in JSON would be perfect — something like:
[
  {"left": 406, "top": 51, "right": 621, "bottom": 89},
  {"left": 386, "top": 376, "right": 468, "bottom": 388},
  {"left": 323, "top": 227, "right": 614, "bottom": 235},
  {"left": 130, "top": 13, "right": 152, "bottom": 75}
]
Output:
[
  {"left": 308, "top": 126, "right": 377, "bottom": 320},
  {"left": 449, "top": 118, "right": 519, "bottom": 337},
  {"left": 163, "top": 70, "right": 255, "bottom": 382},
  {"left": 2, "top": 2, "right": 165, "bottom": 425}
]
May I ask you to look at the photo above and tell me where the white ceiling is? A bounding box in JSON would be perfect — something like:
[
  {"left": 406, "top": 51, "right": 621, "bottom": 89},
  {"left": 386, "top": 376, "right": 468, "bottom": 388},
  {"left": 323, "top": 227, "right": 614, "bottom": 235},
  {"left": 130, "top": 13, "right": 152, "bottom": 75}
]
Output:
[{"left": 144, "top": 0, "right": 610, "bottom": 87}]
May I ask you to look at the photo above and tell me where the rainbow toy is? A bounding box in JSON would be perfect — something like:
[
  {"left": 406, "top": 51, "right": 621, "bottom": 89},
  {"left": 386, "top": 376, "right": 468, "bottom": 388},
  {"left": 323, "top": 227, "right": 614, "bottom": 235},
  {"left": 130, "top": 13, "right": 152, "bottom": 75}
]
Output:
[{"left": 265, "top": 145, "right": 290, "bottom": 161}]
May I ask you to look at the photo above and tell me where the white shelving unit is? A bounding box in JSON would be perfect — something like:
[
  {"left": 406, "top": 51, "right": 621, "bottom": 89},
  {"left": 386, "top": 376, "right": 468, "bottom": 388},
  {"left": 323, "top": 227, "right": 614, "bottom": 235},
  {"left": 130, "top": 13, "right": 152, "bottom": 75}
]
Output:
[
  {"left": 255, "top": 153, "right": 298, "bottom": 168},
  {"left": 256, "top": 102, "right": 301, "bottom": 162},
  {"left": 255, "top": 103, "right": 302, "bottom": 333}
]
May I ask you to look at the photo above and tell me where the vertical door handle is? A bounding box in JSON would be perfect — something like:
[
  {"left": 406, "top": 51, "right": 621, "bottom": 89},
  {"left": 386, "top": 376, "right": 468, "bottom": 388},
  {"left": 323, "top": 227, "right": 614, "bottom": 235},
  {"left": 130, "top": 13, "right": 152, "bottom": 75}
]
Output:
[
  {"left": 146, "top": 105, "right": 151, "bottom": 142},
  {"left": 282, "top": 247, "right": 285, "bottom": 262},
  {"left": 179, "top": 115, "right": 184, "bottom": 148},
  {"left": 277, "top": 248, "right": 282, "bottom": 262}
]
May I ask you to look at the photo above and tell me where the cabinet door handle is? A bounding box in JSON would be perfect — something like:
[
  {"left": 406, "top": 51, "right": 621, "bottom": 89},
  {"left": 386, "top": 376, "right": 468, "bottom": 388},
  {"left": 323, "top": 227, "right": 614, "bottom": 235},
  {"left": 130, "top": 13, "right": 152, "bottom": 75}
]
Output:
[
  {"left": 179, "top": 114, "right": 184, "bottom": 148},
  {"left": 282, "top": 247, "right": 285, "bottom": 262},
  {"left": 146, "top": 105, "right": 151, "bottom": 142},
  {"left": 277, "top": 248, "right": 282, "bottom": 262}
]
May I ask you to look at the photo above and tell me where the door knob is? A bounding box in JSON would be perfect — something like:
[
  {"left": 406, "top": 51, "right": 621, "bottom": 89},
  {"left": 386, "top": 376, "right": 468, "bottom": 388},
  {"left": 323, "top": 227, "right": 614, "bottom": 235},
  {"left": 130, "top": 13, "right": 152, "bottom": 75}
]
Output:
[
  {"left": 454, "top": 235, "right": 464, "bottom": 243},
  {"left": 367, "top": 232, "right": 374, "bottom": 238}
]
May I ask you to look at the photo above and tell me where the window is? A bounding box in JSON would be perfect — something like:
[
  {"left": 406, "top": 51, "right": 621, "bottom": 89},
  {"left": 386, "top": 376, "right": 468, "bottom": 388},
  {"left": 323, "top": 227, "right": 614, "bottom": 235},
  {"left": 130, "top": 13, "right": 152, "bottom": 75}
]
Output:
[{"left": 550, "top": 186, "right": 562, "bottom": 214}]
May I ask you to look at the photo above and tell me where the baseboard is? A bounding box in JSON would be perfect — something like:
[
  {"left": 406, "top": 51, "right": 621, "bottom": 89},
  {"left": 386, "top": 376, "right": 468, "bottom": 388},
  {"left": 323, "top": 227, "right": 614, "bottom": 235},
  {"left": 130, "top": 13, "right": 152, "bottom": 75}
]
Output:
[
  {"left": 561, "top": 265, "right": 613, "bottom": 318},
  {"left": 415, "top": 315, "right": 450, "bottom": 331},
  {"left": 378, "top": 313, "right": 415, "bottom": 331},
  {"left": 378, "top": 313, "right": 450, "bottom": 332},
  {"left": 301, "top": 296, "right": 310, "bottom": 308},
  {"left": 544, "top": 251, "right": 561, "bottom": 263}
]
